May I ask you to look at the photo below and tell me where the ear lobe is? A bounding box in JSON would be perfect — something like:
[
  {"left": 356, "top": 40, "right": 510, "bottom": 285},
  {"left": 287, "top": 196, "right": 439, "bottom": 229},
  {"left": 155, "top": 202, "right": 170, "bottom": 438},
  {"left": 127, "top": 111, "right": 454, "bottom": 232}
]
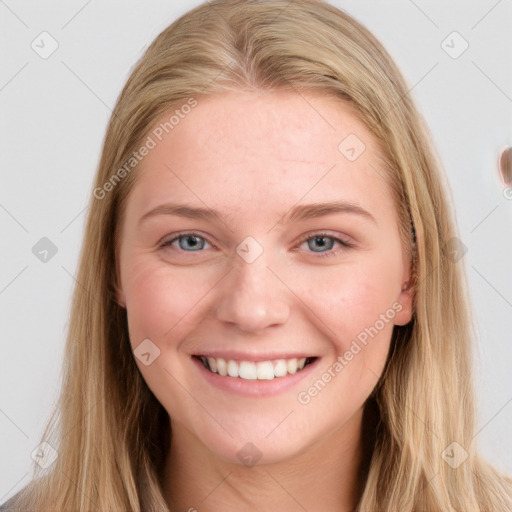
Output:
[
  {"left": 115, "top": 284, "right": 126, "bottom": 308},
  {"left": 114, "top": 260, "right": 126, "bottom": 308},
  {"left": 394, "top": 283, "right": 414, "bottom": 326}
]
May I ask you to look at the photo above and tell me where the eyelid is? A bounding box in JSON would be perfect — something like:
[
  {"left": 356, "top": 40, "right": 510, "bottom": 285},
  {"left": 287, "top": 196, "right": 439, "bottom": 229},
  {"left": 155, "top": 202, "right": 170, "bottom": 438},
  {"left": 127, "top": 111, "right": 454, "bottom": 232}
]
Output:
[
  {"left": 295, "top": 230, "right": 354, "bottom": 247},
  {"left": 158, "top": 231, "right": 215, "bottom": 250},
  {"left": 158, "top": 230, "right": 355, "bottom": 258},
  {"left": 293, "top": 231, "right": 356, "bottom": 258}
]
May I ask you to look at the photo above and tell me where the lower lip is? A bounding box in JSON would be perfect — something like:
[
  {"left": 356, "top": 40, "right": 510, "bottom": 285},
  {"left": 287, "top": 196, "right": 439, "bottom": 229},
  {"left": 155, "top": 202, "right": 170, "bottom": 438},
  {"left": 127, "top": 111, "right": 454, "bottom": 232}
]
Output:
[{"left": 192, "top": 356, "right": 319, "bottom": 397}]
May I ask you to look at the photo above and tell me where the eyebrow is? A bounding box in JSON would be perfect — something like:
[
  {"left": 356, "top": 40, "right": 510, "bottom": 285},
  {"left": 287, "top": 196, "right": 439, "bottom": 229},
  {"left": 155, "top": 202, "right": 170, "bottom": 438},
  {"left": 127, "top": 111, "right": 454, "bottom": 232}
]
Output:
[{"left": 138, "top": 200, "right": 377, "bottom": 226}]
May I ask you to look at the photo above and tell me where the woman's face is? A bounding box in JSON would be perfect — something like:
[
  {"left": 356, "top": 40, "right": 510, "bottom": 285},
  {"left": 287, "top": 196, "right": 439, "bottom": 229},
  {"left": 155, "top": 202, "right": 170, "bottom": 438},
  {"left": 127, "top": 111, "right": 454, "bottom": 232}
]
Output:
[{"left": 116, "top": 90, "right": 413, "bottom": 465}]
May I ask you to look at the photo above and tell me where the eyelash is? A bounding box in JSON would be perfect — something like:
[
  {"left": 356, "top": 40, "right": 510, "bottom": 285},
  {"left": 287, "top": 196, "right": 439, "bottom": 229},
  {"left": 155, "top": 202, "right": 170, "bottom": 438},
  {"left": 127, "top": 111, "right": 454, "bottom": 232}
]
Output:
[
  {"left": 158, "top": 231, "right": 355, "bottom": 258},
  {"left": 295, "top": 231, "right": 356, "bottom": 258}
]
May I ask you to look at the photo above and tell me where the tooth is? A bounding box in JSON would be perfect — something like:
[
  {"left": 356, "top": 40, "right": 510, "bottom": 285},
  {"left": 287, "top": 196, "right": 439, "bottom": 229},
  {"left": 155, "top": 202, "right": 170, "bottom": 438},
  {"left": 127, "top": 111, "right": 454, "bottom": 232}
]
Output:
[
  {"left": 273, "top": 359, "right": 288, "bottom": 377},
  {"left": 216, "top": 357, "right": 227, "bottom": 376},
  {"left": 227, "top": 360, "right": 239, "bottom": 377},
  {"left": 207, "top": 357, "right": 217, "bottom": 373},
  {"left": 287, "top": 358, "right": 298, "bottom": 374},
  {"left": 256, "top": 361, "right": 274, "bottom": 380},
  {"left": 204, "top": 356, "right": 312, "bottom": 379},
  {"left": 239, "top": 361, "right": 257, "bottom": 380}
]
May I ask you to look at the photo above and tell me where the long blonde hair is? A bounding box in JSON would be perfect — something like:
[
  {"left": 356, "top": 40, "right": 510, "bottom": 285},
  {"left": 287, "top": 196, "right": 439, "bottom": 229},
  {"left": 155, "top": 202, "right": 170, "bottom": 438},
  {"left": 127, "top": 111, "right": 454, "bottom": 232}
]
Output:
[{"left": 11, "top": 1, "right": 512, "bottom": 510}]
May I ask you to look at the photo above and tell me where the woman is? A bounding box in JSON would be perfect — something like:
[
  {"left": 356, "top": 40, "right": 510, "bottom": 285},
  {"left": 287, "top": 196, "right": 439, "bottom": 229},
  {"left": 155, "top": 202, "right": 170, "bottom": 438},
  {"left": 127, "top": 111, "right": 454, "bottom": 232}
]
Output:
[{"left": 2, "top": 0, "right": 511, "bottom": 510}]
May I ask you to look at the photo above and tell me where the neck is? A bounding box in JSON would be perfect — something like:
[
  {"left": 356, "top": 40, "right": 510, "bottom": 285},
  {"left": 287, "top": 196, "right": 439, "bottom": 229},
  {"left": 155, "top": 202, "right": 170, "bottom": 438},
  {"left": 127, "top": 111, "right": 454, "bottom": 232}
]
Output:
[{"left": 162, "top": 408, "right": 368, "bottom": 512}]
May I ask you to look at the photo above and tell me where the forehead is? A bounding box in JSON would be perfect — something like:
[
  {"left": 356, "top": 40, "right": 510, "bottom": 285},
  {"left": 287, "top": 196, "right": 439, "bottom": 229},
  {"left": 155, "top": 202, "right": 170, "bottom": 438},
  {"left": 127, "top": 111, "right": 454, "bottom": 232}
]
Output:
[{"left": 126, "top": 90, "right": 394, "bottom": 225}]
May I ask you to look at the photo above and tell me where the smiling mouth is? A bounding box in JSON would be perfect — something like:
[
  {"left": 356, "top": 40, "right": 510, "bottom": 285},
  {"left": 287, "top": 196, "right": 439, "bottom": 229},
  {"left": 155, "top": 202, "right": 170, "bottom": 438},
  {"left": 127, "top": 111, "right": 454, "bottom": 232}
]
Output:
[{"left": 194, "top": 355, "right": 317, "bottom": 380}]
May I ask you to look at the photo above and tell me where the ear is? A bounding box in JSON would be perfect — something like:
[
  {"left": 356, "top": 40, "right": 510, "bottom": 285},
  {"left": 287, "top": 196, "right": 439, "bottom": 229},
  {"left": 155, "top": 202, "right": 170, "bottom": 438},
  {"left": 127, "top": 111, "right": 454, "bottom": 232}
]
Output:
[
  {"left": 114, "top": 254, "right": 126, "bottom": 308},
  {"left": 394, "top": 280, "right": 414, "bottom": 326},
  {"left": 114, "top": 276, "right": 126, "bottom": 308},
  {"left": 115, "top": 285, "right": 126, "bottom": 308},
  {"left": 393, "top": 251, "right": 415, "bottom": 326}
]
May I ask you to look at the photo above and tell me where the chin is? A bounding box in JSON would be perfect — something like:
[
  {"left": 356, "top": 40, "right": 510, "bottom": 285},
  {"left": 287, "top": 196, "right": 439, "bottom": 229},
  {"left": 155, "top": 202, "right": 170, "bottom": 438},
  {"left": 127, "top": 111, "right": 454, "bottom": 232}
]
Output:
[{"left": 205, "top": 433, "right": 308, "bottom": 467}]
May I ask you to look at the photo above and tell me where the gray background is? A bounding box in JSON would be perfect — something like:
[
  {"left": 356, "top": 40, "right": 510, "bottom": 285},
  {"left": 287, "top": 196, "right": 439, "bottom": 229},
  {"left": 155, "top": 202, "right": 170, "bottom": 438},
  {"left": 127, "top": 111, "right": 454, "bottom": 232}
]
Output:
[{"left": 1, "top": 0, "right": 511, "bottom": 503}]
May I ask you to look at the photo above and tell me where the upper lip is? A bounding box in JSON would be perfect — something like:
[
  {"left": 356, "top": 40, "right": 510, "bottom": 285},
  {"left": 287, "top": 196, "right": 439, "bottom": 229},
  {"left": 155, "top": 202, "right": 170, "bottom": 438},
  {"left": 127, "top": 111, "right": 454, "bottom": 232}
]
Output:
[{"left": 191, "top": 351, "right": 318, "bottom": 362}]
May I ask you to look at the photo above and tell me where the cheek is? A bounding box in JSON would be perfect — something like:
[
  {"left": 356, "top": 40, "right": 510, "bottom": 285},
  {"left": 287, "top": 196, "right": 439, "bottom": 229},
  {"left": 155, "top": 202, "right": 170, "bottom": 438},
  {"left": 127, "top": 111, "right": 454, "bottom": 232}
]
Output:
[
  {"left": 295, "top": 266, "right": 397, "bottom": 416},
  {"left": 121, "top": 256, "right": 215, "bottom": 345},
  {"left": 300, "top": 259, "right": 401, "bottom": 345}
]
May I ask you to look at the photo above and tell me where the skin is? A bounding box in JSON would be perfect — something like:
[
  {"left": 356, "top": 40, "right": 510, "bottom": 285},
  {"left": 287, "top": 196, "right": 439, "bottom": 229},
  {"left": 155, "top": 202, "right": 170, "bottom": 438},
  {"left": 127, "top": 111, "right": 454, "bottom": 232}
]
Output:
[{"left": 116, "top": 89, "right": 414, "bottom": 512}]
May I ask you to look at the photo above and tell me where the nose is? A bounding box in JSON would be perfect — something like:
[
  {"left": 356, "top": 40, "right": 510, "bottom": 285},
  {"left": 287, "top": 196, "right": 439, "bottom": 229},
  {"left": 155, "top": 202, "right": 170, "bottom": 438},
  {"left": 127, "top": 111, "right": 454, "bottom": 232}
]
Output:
[{"left": 214, "top": 253, "right": 290, "bottom": 333}]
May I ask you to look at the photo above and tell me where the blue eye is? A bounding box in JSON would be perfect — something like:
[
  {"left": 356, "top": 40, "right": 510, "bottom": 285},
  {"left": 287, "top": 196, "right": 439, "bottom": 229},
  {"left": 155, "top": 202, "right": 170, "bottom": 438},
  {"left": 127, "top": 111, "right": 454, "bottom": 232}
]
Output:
[
  {"left": 159, "top": 233, "right": 211, "bottom": 252},
  {"left": 298, "top": 233, "right": 354, "bottom": 257},
  {"left": 159, "top": 231, "right": 354, "bottom": 257}
]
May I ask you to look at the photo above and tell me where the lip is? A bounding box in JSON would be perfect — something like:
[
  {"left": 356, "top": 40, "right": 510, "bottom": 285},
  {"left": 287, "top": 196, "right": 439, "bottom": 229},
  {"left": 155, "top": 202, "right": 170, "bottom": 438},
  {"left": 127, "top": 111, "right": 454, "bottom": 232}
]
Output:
[
  {"left": 191, "top": 355, "right": 320, "bottom": 397},
  {"left": 190, "top": 351, "right": 316, "bottom": 363}
]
